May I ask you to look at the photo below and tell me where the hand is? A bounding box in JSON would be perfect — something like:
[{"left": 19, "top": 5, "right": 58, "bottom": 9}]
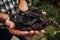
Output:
[
  {"left": 5, "top": 17, "right": 30, "bottom": 37},
  {"left": 5, "top": 18, "right": 45, "bottom": 37},
  {"left": 18, "top": 0, "right": 28, "bottom": 12},
  {"left": 4, "top": 11, "right": 46, "bottom": 37}
]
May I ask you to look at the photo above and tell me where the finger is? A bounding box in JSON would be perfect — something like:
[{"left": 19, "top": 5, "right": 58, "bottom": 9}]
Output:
[
  {"left": 27, "top": 30, "right": 35, "bottom": 37},
  {"left": 34, "top": 30, "right": 39, "bottom": 34},
  {"left": 27, "top": 30, "right": 39, "bottom": 37},
  {"left": 5, "top": 20, "right": 15, "bottom": 29},
  {"left": 18, "top": 0, "right": 28, "bottom": 12},
  {"left": 9, "top": 21, "right": 15, "bottom": 29},
  {"left": 9, "top": 29, "right": 29, "bottom": 36},
  {"left": 5, "top": 19, "right": 10, "bottom": 26},
  {"left": 29, "top": 30, "right": 34, "bottom": 35},
  {"left": 39, "top": 29, "right": 46, "bottom": 34},
  {"left": 42, "top": 11, "right": 46, "bottom": 16}
]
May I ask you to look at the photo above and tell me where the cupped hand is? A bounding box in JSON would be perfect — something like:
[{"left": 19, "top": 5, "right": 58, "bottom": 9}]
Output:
[
  {"left": 5, "top": 18, "right": 45, "bottom": 37},
  {"left": 4, "top": 18, "right": 35, "bottom": 37},
  {"left": 4, "top": 11, "right": 46, "bottom": 37}
]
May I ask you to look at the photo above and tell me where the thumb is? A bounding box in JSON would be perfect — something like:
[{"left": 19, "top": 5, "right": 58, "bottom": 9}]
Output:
[
  {"left": 9, "top": 21, "right": 15, "bottom": 29},
  {"left": 5, "top": 19, "right": 15, "bottom": 29},
  {"left": 18, "top": 0, "right": 28, "bottom": 12}
]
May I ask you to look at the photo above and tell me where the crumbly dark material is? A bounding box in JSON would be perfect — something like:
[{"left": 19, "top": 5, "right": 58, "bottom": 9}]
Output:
[{"left": 10, "top": 8, "right": 53, "bottom": 31}]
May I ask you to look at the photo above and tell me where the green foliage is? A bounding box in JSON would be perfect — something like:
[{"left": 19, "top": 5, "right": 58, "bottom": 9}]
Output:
[{"left": 29, "top": 0, "right": 60, "bottom": 40}]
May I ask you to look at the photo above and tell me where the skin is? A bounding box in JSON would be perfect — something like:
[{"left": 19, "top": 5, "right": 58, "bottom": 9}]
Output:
[
  {"left": 18, "top": 0, "right": 29, "bottom": 12},
  {"left": 0, "top": 0, "right": 46, "bottom": 37}
]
